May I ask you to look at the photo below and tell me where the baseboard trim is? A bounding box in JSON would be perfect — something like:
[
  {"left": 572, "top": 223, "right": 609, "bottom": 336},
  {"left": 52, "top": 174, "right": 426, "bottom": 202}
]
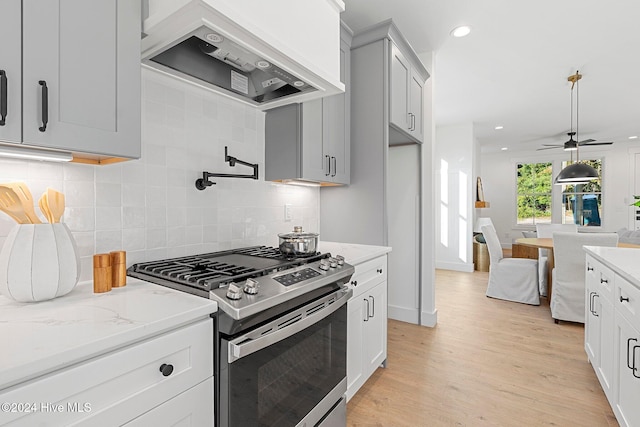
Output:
[
  {"left": 388, "top": 305, "right": 420, "bottom": 324},
  {"left": 435, "top": 260, "right": 474, "bottom": 272},
  {"left": 420, "top": 308, "right": 438, "bottom": 327}
]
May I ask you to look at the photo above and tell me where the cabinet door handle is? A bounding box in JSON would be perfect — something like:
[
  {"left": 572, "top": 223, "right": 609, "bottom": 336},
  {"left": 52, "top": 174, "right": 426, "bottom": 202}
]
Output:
[
  {"left": 621, "top": 295, "right": 630, "bottom": 303},
  {"left": 0, "top": 70, "right": 6, "bottom": 126},
  {"left": 627, "top": 338, "right": 638, "bottom": 371},
  {"left": 369, "top": 295, "right": 375, "bottom": 318},
  {"left": 38, "top": 80, "right": 48, "bottom": 132},
  {"left": 589, "top": 292, "right": 598, "bottom": 317},
  {"left": 325, "top": 155, "right": 330, "bottom": 176},
  {"left": 159, "top": 363, "right": 174, "bottom": 377},
  {"left": 363, "top": 298, "right": 369, "bottom": 322},
  {"left": 331, "top": 156, "right": 336, "bottom": 177},
  {"left": 634, "top": 344, "right": 640, "bottom": 379},
  {"left": 411, "top": 113, "right": 416, "bottom": 131},
  {"left": 592, "top": 293, "right": 599, "bottom": 317}
]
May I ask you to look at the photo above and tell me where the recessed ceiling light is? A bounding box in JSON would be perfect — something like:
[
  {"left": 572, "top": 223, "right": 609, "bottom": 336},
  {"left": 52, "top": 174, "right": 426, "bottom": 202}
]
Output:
[
  {"left": 501, "top": 147, "right": 508, "bottom": 151},
  {"left": 450, "top": 26, "right": 471, "bottom": 38},
  {"left": 205, "top": 33, "right": 224, "bottom": 43},
  {"left": 494, "top": 126, "right": 504, "bottom": 130},
  {"left": 629, "top": 136, "right": 638, "bottom": 140}
]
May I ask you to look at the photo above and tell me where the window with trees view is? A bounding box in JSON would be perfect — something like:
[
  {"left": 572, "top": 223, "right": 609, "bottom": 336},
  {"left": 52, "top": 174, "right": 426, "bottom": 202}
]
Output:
[
  {"left": 516, "top": 162, "right": 552, "bottom": 225},
  {"left": 560, "top": 159, "right": 602, "bottom": 226},
  {"left": 516, "top": 159, "right": 603, "bottom": 226}
]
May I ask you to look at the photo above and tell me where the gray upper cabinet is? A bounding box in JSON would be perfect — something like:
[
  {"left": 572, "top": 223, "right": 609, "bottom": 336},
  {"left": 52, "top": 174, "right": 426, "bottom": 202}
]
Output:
[
  {"left": 265, "top": 23, "right": 351, "bottom": 185},
  {"left": 390, "top": 41, "right": 425, "bottom": 143},
  {"left": 0, "top": 0, "right": 141, "bottom": 160}
]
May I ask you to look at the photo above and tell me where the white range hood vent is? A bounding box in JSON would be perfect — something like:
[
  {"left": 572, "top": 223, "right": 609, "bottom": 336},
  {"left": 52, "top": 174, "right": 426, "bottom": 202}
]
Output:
[{"left": 142, "top": 0, "right": 345, "bottom": 109}]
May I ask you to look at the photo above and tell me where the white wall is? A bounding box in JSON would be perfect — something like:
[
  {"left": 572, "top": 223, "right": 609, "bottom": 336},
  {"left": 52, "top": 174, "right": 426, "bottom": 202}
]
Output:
[
  {"left": 434, "top": 123, "right": 475, "bottom": 272},
  {"left": 0, "top": 69, "right": 319, "bottom": 282},
  {"left": 480, "top": 142, "right": 640, "bottom": 247}
]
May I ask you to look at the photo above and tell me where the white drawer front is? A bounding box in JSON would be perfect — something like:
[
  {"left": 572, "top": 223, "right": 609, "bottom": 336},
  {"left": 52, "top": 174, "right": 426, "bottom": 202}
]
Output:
[
  {"left": 1, "top": 318, "right": 213, "bottom": 426},
  {"left": 616, "top": 275, "right": 640, "bottom": 331},
  {"left": 350, "top": 255, "right": 387, "bottom": 299}
]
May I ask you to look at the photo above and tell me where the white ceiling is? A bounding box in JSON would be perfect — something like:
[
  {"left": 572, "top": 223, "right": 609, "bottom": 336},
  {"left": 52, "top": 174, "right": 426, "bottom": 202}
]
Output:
[{"left": 341, "top": 0, "right": 640, "bottom": 153}]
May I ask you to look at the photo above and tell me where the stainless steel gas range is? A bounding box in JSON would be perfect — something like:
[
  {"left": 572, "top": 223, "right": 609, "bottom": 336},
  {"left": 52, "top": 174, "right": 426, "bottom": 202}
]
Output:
[{"left": 128, "top": 246, "right": 354, "bottom": 427}]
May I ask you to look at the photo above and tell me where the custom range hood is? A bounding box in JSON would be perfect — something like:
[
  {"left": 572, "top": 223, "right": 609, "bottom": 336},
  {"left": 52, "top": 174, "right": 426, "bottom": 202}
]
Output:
[{"left": 142, "top": 0, "right": 345, "bottom": 109}]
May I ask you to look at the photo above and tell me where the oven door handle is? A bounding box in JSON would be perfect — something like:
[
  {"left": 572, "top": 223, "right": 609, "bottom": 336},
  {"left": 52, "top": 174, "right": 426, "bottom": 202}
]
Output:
[{"left": 228, "top": 287, "right": 352, "bottom": 363}]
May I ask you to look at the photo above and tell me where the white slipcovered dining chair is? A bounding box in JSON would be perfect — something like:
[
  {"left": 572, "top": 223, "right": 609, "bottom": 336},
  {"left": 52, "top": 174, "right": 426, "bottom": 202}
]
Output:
[
  {"left": 535, "top": 223, "right": 578, "bottom": 297},
  {"left": 551, "top": 231, "right": 618, "bottom": 323},
  {"left": 482, "top": 224, "right": 540, "bottom": 305}
]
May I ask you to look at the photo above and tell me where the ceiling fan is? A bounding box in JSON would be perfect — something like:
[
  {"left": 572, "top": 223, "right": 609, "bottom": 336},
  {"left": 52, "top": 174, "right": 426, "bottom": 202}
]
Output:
[
  {"left": 537, "top": 71, "right": 613, "bottom": 151},
  {"left": 536, "top": 131, "right": 613, "bottom": 151}
]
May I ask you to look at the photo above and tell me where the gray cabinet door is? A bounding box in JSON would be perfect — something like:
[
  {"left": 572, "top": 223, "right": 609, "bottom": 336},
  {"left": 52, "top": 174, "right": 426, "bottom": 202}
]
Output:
[
  {"left": 389, "top": 43, "right": 410, "bottom": 133},
  {"left": 326, "top": 37, "right": 350, "bottom": 185},
  {"left": 0, "top": 0, "right": 22, "bottom": 144},
  {"left": 22, "top": 0, "right": 140, "bottom": 158},
  {"left": 409, "top": 68, "right": 424, "bottom": 143},
  {"left": 301, "top": 98, "right": 326, "bottom": 181}
]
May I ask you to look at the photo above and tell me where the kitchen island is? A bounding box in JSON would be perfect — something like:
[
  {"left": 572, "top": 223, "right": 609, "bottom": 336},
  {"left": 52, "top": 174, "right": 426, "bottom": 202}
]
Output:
[
  {"left": 0, "top": 278, "right": 217, "bottom": 426},
  {"left": 583, "top": 246, "right": 640, "bottom": 427}
]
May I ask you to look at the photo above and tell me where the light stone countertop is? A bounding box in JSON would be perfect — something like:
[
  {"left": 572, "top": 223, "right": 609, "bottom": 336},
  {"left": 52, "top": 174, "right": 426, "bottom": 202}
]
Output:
[
  {"left": 0, "top": 278, "right": 217, "bottom": 390},
  {"left": 584, "top": 246, "right": 640, "bottom": 289},
  {"left": 318, "top": 241, "right": 392, "bottom": 265}
]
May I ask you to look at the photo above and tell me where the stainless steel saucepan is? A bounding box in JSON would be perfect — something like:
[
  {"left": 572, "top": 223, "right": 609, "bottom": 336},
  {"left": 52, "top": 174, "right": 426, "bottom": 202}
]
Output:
[{"left": 278, "top": 226, "right": 319, "bottom": 257}]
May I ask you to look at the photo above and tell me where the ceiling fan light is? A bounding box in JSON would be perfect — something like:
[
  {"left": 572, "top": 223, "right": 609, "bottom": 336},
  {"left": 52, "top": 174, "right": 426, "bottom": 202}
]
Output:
[{"left": 554, "top": 162, "right": 599, "bottom": 184}]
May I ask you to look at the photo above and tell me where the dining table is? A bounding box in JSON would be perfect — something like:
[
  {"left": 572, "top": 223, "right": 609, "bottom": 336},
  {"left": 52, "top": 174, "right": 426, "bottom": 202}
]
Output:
[{"left": 513, "top": 237, "right": 640, "bottom": 304}]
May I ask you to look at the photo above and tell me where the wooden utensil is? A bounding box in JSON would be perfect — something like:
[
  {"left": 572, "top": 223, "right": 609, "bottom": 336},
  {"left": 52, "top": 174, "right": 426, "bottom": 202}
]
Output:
[
  {"left": 3, "top": 182, "right": 41, "bottom": 224},
  {"left": 46, "top": 188, "right": 65, "bottom": 223},
  {"left": 38, "top": 193, "right": 53, "bottom": 223},
  {"left": 0, "top": 186, "right": 31, "bottom": 224}
]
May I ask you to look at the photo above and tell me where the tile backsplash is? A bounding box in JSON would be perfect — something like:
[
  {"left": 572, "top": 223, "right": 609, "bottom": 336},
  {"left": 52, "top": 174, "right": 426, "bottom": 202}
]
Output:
[{"left": 0, "top": 69, "right": 319, "bottom": 282}]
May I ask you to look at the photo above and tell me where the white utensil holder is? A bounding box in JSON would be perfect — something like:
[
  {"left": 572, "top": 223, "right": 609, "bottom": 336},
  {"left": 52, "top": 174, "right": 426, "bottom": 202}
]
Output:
[{"left": 0, "top": 223, "right": 80, "bottom": 302}]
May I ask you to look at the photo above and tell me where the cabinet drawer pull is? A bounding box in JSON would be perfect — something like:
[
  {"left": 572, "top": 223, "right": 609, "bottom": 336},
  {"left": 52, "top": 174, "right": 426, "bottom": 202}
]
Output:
[
  {"left": 587, "top": 266, "right": 594, "bottom": 271},
  {"left": 325, "top": 155, "right": 330, "bottom": 176},
  {"left": 351, "top": 280, "right": 357, "bottom": 286},
  {"left": 377, "top": 268, "right": 383, "bottom": 274},
  {"left": 620, "top": 296, "right": 630, "bottom": 303},
  {"left": 38, "top": 80, "right": 48, "bottom": 132},
  {"left": 0, "top": 70, "right": 6, "bottom": 126},
  {"left": 600, "top": 278, "right": 608, "bottom": 284},
  {"left": 159, "top": 363, "right": 174, "bottom": 377}
]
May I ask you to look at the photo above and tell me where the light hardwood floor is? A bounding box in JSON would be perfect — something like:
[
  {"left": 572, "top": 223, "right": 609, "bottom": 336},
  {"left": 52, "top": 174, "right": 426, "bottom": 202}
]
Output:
[{"left": 347, "top": 268, "right": 618, "bottom": 426}]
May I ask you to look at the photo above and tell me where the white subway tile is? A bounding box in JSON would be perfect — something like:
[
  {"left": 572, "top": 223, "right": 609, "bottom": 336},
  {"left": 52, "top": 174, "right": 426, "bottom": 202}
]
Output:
[{"left": 95, "top": 207, "right": 122, "bottom": 230}]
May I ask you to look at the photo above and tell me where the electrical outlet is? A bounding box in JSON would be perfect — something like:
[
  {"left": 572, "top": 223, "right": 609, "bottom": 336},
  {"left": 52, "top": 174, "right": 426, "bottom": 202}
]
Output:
[{"left": 284, "top": 204, "right": 292, "bottom": 221}]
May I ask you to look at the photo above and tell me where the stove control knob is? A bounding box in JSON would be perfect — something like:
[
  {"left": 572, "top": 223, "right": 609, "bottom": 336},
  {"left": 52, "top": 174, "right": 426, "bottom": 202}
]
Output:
[
  {"left": 243, "top": 278, "right": 259, "bottom": 295},
  {"left": 226, "top": 283, "right": 243, "bottom": 300},
  {"left": 335, "top": 255, "right": 345, "bottom": 266},
  {"left": 328, "top": 257, "right": 338, "bottom": 268},
  {"left": 319, "top": 260, "right": 330, "bottom": 271}
]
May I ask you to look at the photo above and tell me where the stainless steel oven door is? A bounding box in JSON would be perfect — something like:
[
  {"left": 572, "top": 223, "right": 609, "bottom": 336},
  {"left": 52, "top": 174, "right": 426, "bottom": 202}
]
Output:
[{"left": 219, "top": 287, "right": 351, "bottom": 427}]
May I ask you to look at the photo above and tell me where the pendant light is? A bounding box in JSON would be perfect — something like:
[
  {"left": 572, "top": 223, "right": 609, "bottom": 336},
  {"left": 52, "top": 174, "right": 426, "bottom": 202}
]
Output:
[{"left": 554, "top": 71, "right": 599, "bottom": 184}]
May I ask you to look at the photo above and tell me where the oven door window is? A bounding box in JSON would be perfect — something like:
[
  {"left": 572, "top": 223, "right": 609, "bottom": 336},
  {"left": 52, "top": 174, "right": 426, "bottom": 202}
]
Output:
[{"left": 224, "top": 304, "right": 346, "bottom": 427}]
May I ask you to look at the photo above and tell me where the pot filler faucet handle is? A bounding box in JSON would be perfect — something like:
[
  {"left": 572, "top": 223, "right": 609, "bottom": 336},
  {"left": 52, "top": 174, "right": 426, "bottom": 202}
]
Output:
[
  {"left": 226, "top": 282, "right": 243, "bottom": 300},
  {"left": 243, "top": 278, "right": 259, "bottom": 295}
]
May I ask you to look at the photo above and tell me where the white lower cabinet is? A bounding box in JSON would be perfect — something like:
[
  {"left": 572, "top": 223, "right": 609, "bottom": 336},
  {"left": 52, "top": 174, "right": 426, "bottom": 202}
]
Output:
[
  {"left": 346, "top": 254, "right": 388, "bottom": 401},
  {"left": 585, "top": 254, "right": 640, "bottom": 427},
  {"left": 124, "top": 377, "right": 213, "bottom": 426},
  {"left": 585, "top": 256, "right": 615, "bottom": 399},
  {"left": 0, "top": 318, "right": 214, "bottom": 427}
]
